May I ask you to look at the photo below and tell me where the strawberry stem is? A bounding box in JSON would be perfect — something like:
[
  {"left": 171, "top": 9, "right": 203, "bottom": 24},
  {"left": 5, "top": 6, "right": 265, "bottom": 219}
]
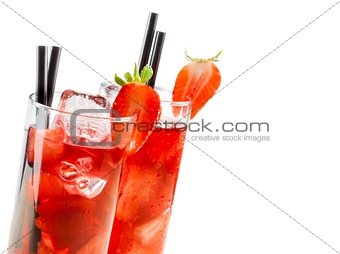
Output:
[
  {"left": 115, "top": 64, "right": 153, "bottom": 86},
  {"left": 185, "top": 49, "right": 222, "bottom": 63}
]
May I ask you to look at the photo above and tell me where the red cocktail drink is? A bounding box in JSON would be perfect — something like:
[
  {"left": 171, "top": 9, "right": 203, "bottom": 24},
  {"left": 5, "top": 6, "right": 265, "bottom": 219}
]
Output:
[
  {"left": 100, "top": 82, "right": 191, "bottom": 253},
  {"left": 8, "top": 92, "right": 134, "bottom": 253},
  {"left": 103, "top": 44, "right": 221, "bottom": 252},
  {"left": 109, "top": 127, "right": 187, "bottom": 253}
]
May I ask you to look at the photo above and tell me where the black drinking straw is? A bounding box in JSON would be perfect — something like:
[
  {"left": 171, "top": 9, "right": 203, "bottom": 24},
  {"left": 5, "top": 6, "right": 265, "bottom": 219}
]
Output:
[
  {"left": 47, "top": 46, "right": 62, "bottom": 106},
  {"left": 138, "top": 12, "right": 158, "bottom": 72},
  {"left": 36, "top": 46, "right": 48, "bottom": 105},
  {"left": 148, "top": 31, "right": 166, "bottom": 88}
]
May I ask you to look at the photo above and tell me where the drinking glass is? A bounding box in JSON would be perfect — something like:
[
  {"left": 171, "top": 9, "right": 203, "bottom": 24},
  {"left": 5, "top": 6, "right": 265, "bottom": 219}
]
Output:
[
  {"left": 8, "top": 92, "right": 134, "bottom": 254},
  {"left": 100, "top": 83, "right": 191, "bottom": 253}
]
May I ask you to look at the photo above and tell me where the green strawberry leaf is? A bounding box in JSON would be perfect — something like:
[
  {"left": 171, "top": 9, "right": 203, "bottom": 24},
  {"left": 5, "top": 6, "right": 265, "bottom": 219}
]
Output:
[
  {"left": 115, "top": 73, "right": 127, "bottom": 86},
  {"left": 124, "top": 72, "right": 133, "bottom": 82},
  {"left": 133, "top": 63, "right": 141, "bottom": 83},
  {"left": 141, "top": 65, "right": 153, "bottom": 83}
]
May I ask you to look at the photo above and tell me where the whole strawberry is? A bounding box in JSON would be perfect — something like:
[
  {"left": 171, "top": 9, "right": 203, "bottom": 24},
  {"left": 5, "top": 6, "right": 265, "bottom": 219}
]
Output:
[{"left": 112, "top": 64, "right": 161, "bottom": 156}]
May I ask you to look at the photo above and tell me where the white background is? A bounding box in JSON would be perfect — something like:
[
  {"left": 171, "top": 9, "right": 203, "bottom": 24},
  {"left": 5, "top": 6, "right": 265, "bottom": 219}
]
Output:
[{"left": 1, "top": 0, "right": 340, "bottom": 253}]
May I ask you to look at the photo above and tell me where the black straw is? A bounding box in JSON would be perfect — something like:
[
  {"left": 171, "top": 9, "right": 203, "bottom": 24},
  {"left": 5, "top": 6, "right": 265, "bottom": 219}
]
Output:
[
  {"left": 148, "top": 31, "right": 166, "bottom": 88},
  {"left": 47, "top": 46, "right": 62, "bottom": 106},
  {"left": 138, "top": 12, "right": 158, "bottom": 72},
  {"left": 36, "top": 46, "right": 48, "bottom": 105}
]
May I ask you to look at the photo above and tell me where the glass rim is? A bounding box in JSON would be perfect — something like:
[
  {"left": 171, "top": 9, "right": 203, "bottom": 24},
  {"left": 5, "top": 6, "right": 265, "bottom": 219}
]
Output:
[
  {"left": 29, "top": 92, "right": 136, "bottom": 123},
  {"left": 100, "top": 81, "right": 192, "bottom": 107}
]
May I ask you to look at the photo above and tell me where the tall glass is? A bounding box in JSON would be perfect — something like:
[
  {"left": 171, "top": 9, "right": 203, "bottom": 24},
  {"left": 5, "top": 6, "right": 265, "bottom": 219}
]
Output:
[
  {"left": 8, "top": 92, "right": 134, "bottom": 254},
  {"left": 100, "top": 83, "right": 191, "bottom": 253}
]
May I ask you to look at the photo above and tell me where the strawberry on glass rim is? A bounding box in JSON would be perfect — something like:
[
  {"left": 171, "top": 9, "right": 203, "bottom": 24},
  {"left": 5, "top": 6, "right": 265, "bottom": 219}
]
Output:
[
  {"left": 112, "top": 64, "right": 161, "bottom": 156},
  {"left": 173, "top": 50, "right": 222, "bottom": 119}
]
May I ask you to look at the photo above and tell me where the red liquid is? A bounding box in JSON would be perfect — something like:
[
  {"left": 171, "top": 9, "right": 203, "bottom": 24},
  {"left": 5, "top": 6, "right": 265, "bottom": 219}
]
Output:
[
  {"left": 108, "top": 128, "right": 187, "bottom": 253},
  {"left": 9, "top": 127, "right": 125, "bottom": 253}
]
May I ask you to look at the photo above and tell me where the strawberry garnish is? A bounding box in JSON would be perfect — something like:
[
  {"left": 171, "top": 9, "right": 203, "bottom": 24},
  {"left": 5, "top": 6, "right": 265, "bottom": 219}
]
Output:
[
  {"left": 172, "top": 50, "right": 222, "bottom": 119},
  {"left": 112, "top": 64, "right": 161, "bottom": 156}
]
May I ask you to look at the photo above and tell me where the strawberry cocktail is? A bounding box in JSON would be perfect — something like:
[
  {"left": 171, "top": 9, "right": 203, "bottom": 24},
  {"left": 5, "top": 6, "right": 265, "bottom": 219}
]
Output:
[
  {"left": 100, "top": 77, "right": 191, "bottom": 252},
  {"left": 8, "top": 91, "right": 134, "bottom": 253},
  {"left": 99, "top": 52, "right": 221, "bottom": 252},
  {"left": 109, "top": 126, "right": 188, "bottom": 253}
]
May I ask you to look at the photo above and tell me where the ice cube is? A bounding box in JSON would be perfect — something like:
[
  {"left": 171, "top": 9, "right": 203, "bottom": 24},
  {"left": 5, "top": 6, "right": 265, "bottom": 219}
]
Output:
[
  {"left": 58, "top": 161, "right": 79, "bottom": 182},
  {"left": 53, "top": 90, "right": 111, "bottom": 144},
  {"left": 58, "top": 90, "right": 109, "bottom": 111},
  {"left": 63, "top": 175, "right": 107, "bottom": 199},
  {"left": 76, "top": 157, "right": 93, "bottom": 175},
  {"left": 99, "top": 82, "right": 120, "bottom": 104},
  {"left": 134, "top": 211, "right": 170, "bottom": 245},
  {"left": 57, "top": 159, "right": 106, "bottom": 199}
]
